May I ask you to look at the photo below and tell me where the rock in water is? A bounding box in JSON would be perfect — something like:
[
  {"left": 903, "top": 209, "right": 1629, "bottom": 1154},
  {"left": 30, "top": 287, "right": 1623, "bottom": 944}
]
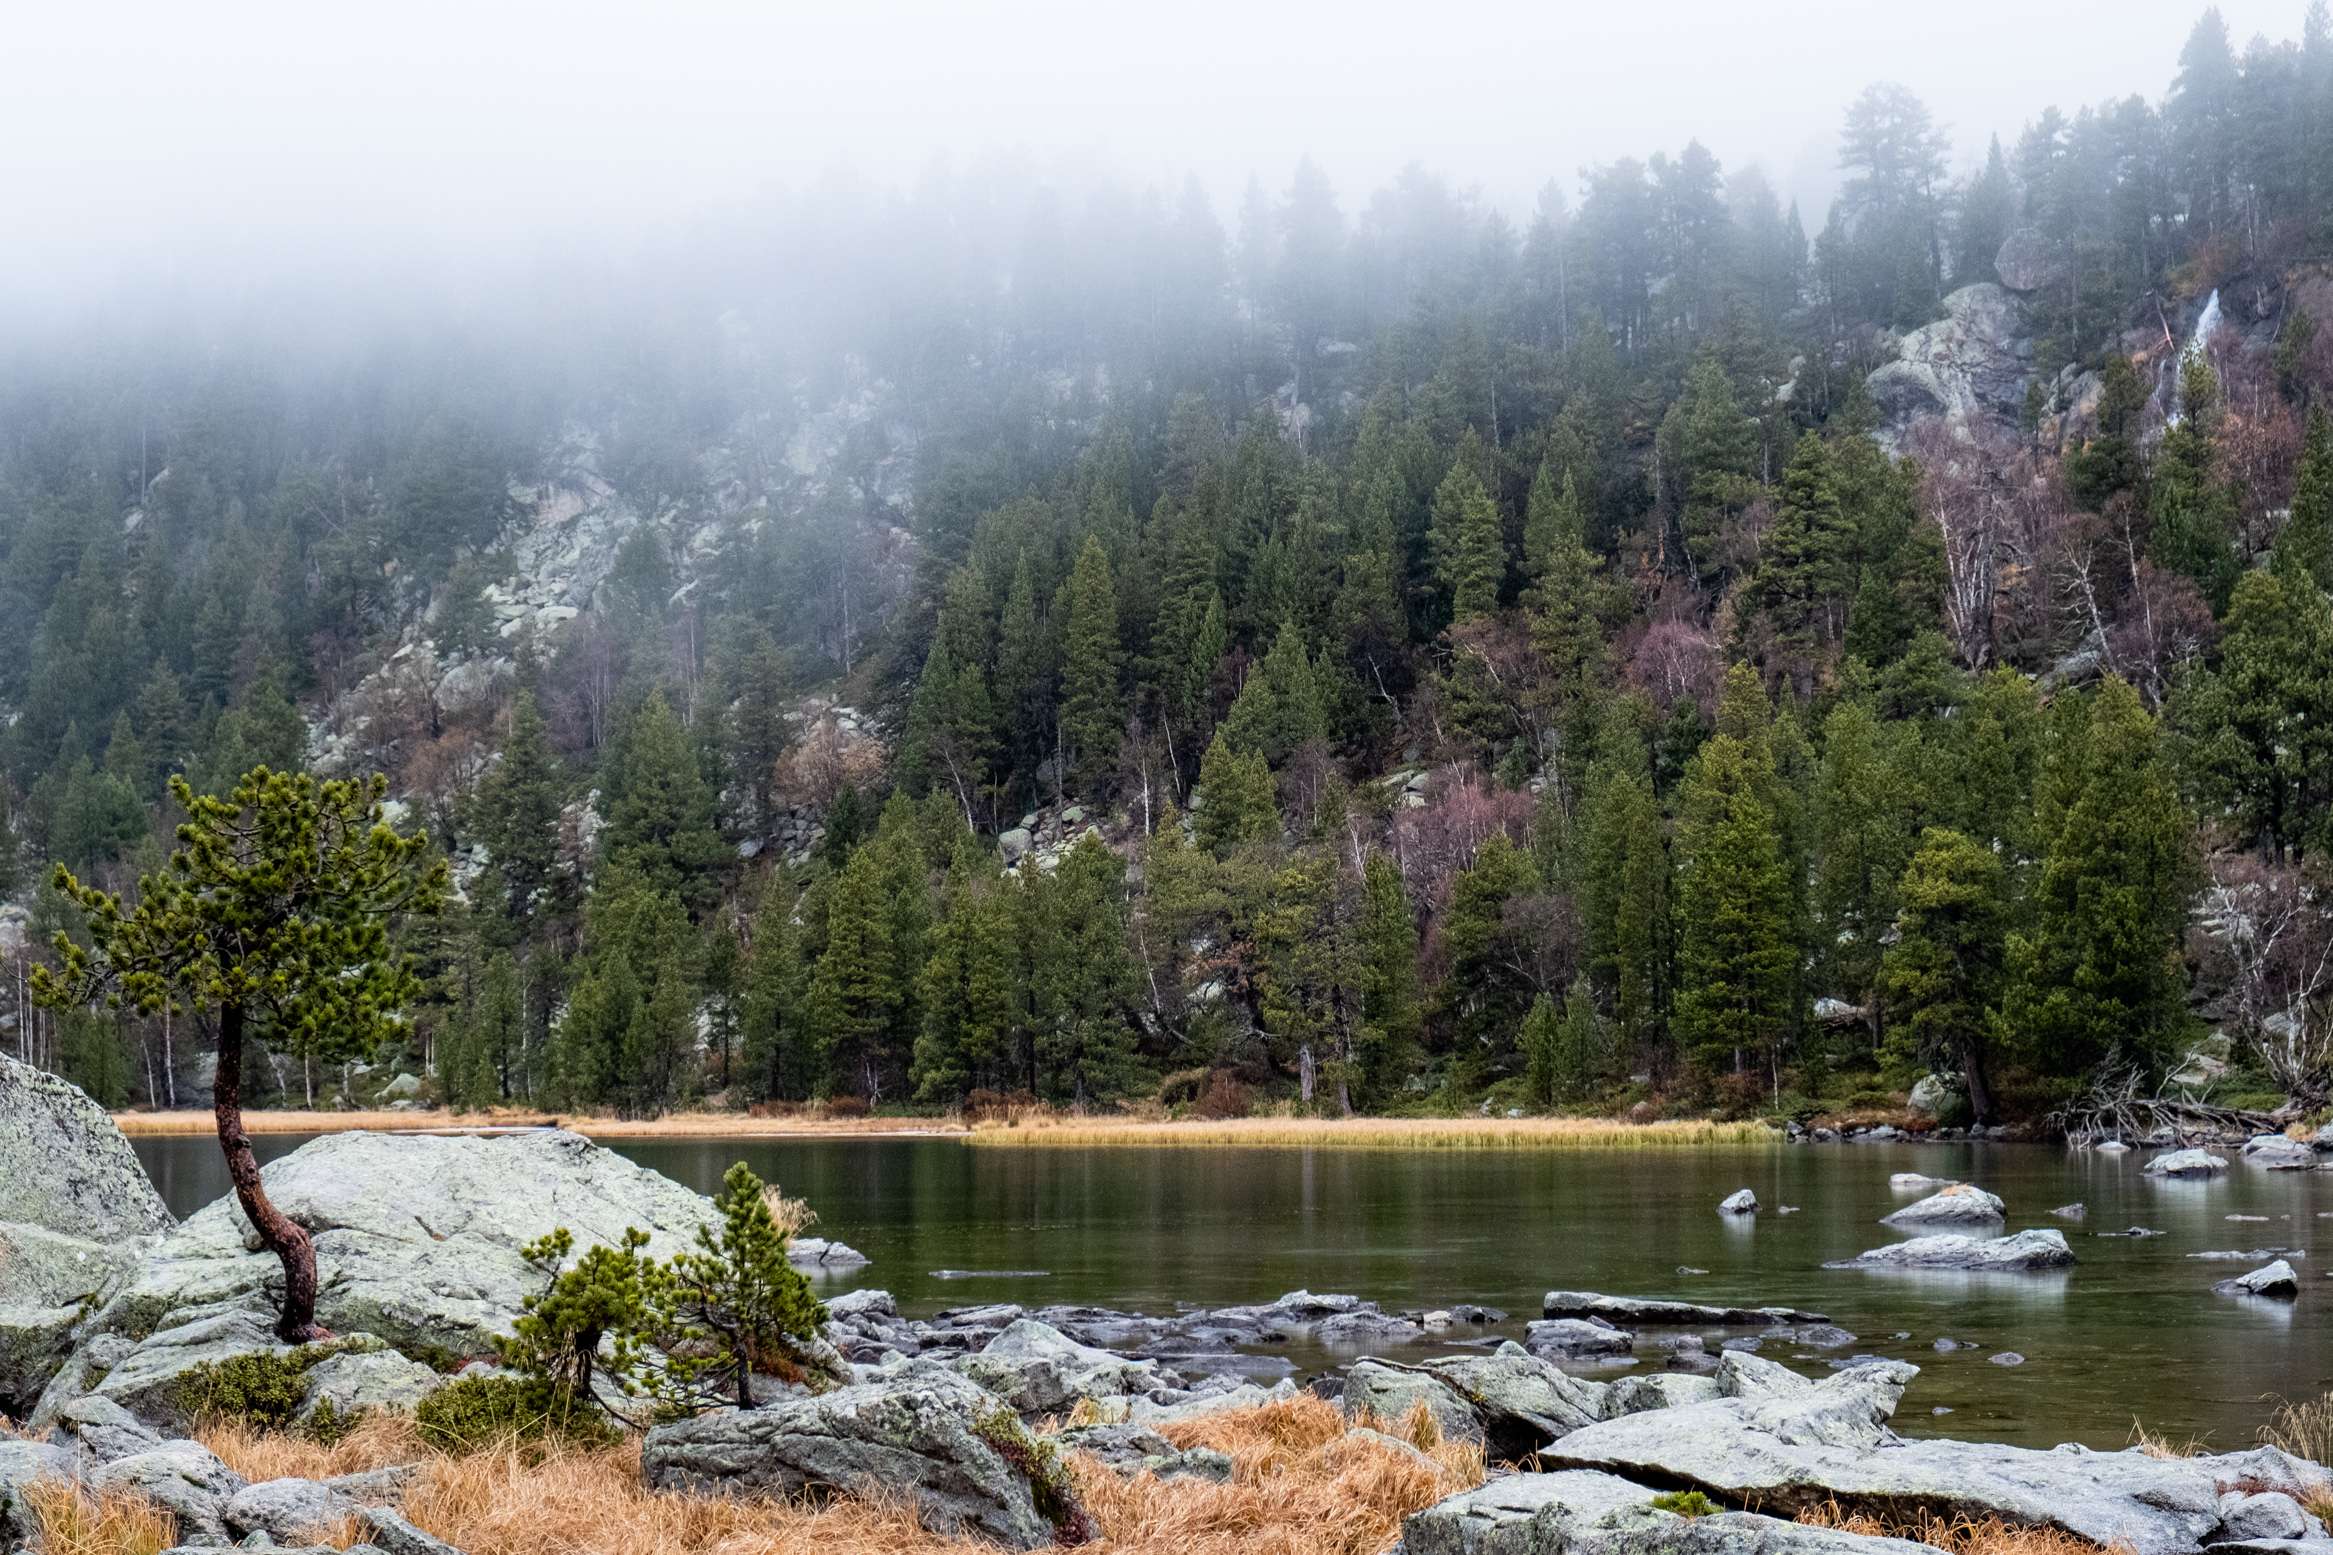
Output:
[
  {"left": 0, "top": 1054, "right": 175, "bottom": 1413},
  {"left": 2142, "top": 1150, "right": 2229, "bottom": 1178},
  {"left": 1525, "top": 1318, "right": 1634, "bottom": 1357},
  {"left": 1542, "top": 1293, "right": 1828, "bottom": 1326},
  {"left": 1719, "top": 1189, "right": 1758, "bottom": 1214},
  {"left": 2218, "top": 1260, "right": 2300, "bottom": 1298},
  {"left": 2241, "top": 1135, "right": 2317, "bottom": 1168},
  {"left": 1881, "top": 1185, "right": 2006, "bottom": 1229},
  {"left": 641, "top": 1371, "right": 1083, "bottom": 1550},
  {"left": 1889, "top": 1174, "right": 1959, "bottom": 1192},
  {"left": 1829, "top": 1229, "right": 2074, "bottom": 1272}
]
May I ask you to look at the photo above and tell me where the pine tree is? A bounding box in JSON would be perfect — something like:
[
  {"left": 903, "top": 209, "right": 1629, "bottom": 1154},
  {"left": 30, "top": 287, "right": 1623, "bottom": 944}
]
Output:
[
  {"left": 1256, "top": 848, "right": 1364, "bottom": 1110},
  {"left": 1347, "top": 853, "right": 1422, "bottom": 1104},
  {"left": 471, "top": 691, "right": 565, "bottom": 933},
  {"left": 1220, "top": 620, "right": 1329, "bottom": 762},
  {"left": 740, "top": 885, "right": 815, "bottom": 1102},
  {"left": 1439, "top": 833, "right": 1541, "bottom": 1063},
  {"left": 2277, "top": 406, "right": 2333, "bottom": 590},
  {"left": 602, "top": 692, "right": 725, "bottom": 914},
  {"left": 652, "top": 1162, "right": 827, "bottom": 1410},
  {"left": 914, "top": 867, "right": 1029, "bottom": 1102},
  {"left": 806, "top": 845, "right": 900, "bottom": 1101},
  {"left": 1029, "top": 834, "right": 1143, "bottom": 1102},
  {"left": 1428, "top": 439, "right": 1506, "bottom": 622},
  {"left": 1880, "top": 827, "right": 2008, "bottom": 1122},
  {"left": 1811, "top": 699, "right": 1923, "bottom": 1029},
  {"left": 2171, "top": 568, "right": 2333, "bottom": 861},
  {"left": 1756, "top": 433, "right": 1858, "bottom": 674},
  {"left": 995, "top": 551, "right": 1055, "bottom": 788},
  {"left": 1578, "top": 723, "right": 1671, "bottom": 1066},
  {"left": 1673, "top": 730, "right": 1798, "bottom": 1087},
  {"left": 1521, "top": 992, "right": 1563, "bottom": 1108},
  {"left": 1058, "top": 536, "right": 1124, "bottom": 794},
  {"left": 1195, "top": 731, "right": 1278, "bottom": 853},
  {"left": 2003, "top": 677, "right": 2195, "bottom": 1078},
  {"left": 2149, "top": 356, "right": 2241, "bottom": 609}
]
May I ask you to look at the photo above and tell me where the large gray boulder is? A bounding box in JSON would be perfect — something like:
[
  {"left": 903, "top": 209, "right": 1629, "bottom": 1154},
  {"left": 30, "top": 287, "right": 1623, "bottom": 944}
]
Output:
[
  {"left": 0, "top": 1055, "right": 175, "bottom": 1412},
  {"left": 224, "top": 1475, "right": 362, "bottom": 1544},
  {"left": 2220, "top": 1260, "right": 2301, "bottom": 1298},
  {"left": 1881, "top": 1185, "right": 2005, "bottom": 1229},
  {"left": 1830, "top": 1229, "right": 2073, "bottom": 1272},
  {"left": 45, "top": 1129, "right": 713, "bottom": 1423},
  {"left": 1525, "top": 1318, "right": 1633, "bottom": 1357},
  {"left": 954, "top": 1318, "right": 1160, "bottom": 1415},
  {"left": 1345, "top": 1343, "right": 1610, "bottom": 1461},
  {"left": 1546, "top": 1363, "right": 2333, "bottom": 1555},
  {"left": 1400, "top": 1468, "right": 1949, "bottom": 1555},
  {"left": 640, "top": 1370, "right": 1084, "bottom": 1550}
]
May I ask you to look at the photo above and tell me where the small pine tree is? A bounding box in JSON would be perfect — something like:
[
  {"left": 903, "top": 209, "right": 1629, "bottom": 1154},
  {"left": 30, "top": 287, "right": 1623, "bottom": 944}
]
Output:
[
  {"left": 1429, "top": 441, "right": 1507, "bottom": 622},
  {"left": 1058, "top": 536, "right": 1124, "bottom": 794},
  {"left": 1195, "top": 732, "right": 1278, "bottom": 853},
  {"left": 653, "top": 1163, "right": 827, "bottom": 1410}
]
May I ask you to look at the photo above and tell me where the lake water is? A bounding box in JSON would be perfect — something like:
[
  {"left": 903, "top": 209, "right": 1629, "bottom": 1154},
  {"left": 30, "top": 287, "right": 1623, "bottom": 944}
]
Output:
[{"left": 131, "top": 1133, "right": 2333, "bottom": 1450}]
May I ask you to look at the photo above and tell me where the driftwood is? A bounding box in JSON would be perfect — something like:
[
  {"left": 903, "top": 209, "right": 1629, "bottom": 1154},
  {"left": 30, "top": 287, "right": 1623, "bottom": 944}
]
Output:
[{"left": 2053, "top": 1058, "right": 2302, "bottom": 1145}]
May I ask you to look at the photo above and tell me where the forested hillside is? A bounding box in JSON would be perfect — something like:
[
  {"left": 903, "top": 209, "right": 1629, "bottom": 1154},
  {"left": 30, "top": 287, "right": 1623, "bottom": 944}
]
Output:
[{"left": 8, "top": 8, "right": 2333, "bottom": 1129}]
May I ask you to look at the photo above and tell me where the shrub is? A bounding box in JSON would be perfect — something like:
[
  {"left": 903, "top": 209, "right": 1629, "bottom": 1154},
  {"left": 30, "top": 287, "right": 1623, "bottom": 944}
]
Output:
[
  {"left": 412, "top": 1374, "right": 618, "bottom": 1453},
  {"left": 652, "top": 1163, "right": 828, "bottom": 1411},
  {"left": 821, "top": 1094, "right": 871, "bottom": 1120},
  {"left": 176, "top": 1347, "right": 324, "bottom": 1431},
  {"left": 973, "top": 1406, "right": 1094, "bottom": 1543},
  {"left": 494, "top": 1227, "right": 655, "bottom": 1418},
  {"left": 1652, "top": 1491, "right": 1719, "bottom": 1518},
  {"left": 1156, "top": 1069, "right": 1211, "bottom": 1109},
  {"left": 1193, "top": 1070, "right": 1251, "bottom": 1120}
]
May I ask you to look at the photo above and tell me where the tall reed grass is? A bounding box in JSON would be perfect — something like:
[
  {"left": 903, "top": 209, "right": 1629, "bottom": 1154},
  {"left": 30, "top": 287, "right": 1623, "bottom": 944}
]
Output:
[{"left": 967, "top": 1114, "right": 1778, "bottom": 1150}]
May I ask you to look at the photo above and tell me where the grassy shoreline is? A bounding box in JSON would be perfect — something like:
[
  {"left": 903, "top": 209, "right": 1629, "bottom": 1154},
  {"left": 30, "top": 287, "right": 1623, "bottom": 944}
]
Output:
[
  {"left": 965, "top": 1115, "right": 1781, "bottom": 1149},
  {"left": 108, "top": 1108, "right": 970, "bottom": 1140},
  {"left": 107, "top": 1108, "right": 1781, "bottom": 1148}
]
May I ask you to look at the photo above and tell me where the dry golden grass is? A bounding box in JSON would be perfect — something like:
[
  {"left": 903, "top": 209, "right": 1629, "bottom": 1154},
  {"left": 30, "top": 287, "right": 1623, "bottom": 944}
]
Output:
[
  {"left": 110, "top": 1109, "right": 967, "bottom": 1140},
  {"left": 196, "top": 1395, "right": 1475, "bottom": 1555},
  {"left": 1798, "top": 1497, "right": 2131, "bottom": 1555},
  {"left": 23, "top": 1479, "right": 178, "bottom": 1555},
  {"left": 2262, "top": 1392, "right": 2333, "bottom": 1466},
  {"left": 968, "top": 1114, "right": 1777, "bottom": 1150},
  {"left": 2129, "top": 1419, "right": 2211, "bottom": 1460}
]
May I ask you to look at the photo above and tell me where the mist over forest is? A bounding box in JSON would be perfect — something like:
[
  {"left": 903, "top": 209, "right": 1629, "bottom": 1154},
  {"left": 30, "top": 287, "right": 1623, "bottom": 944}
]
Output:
[{"left": 7, "top": 4, "right": 2333, "bottom": 1134}]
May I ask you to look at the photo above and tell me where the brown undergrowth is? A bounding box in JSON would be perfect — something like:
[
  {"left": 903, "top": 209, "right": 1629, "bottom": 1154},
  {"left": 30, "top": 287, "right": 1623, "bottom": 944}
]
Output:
[
  {"left": 171, "top": 1394, "right": 1477, "bottom": 1555},
  {"left": 1797, "top": 1497, "right": 2132, "bottom": 1555}
]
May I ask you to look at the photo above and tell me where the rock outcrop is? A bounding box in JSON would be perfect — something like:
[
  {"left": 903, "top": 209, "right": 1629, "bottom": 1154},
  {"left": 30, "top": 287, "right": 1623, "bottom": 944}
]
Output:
[
  {"left": 1881, "top": 1185, "right": 2006, "bottom": 1229},
  {"left": 1865, "top": 284, "right": 2034, "bottom": 452},
  {"left": 641, "top": 1370, "right": 1084, "bottom": 1550},
  {"left": 0, "top": 1056, "right": 175, "bottom": 1413}
]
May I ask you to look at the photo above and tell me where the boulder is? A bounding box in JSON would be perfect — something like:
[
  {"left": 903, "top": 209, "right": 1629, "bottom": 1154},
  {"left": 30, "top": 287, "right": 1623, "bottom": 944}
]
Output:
[
  {"left": 1054, "top": 1423, "right": 1232, "bottom": 1483},
  {"left": 786, "top": 1236, "right": 871, "bottom": 1269},
  {"left": 1399, "top": 1467, "right": 1949, "bottom": 1555},
  {"left": 2242, "top": 1136, "right": 2318, "bottom": 1168},
  {"left": 88, "top": 1439, "right": 246, "bottom": 1545},
  {"left": 71, "top": 1302, "right": 292, "bottom": 1431},
  {"left": 1607, "top": 1374, "right": 1723, "bottom": 1413},
  {"left": 955, "top": 1318, "right": 1160, "bottom": 1415},
  {"left": 2144, "top": 1150, "right": 2230, "bottom": 1178},
  {"left": 361, "top": 1506, "right": 466, "bottom": 1555},
  {"left": 1345, "top": 1344, "right": 1610, "bottom": 1462},
  {"left": 297, "top": 1348, "right": 444, "bottom": 1425},
  {"left": 0, "top": 1055, "right": 174, "bottom": 1412},
  {"left": 1525, "top": 1319, "right": 1633, "bottom": 1357},
  {"left": 1889, "top": 1174, "right": 1959, "bottom": 1192},
  {"left": 1881, "top": 1185, "right": 2006, "bottom": 1229},
  {"left": 2219, "top": 1260, "right": 2301, "bottom": 1298},
  {"left": 1719, "top": 1189, "right": 1758, "bottom": 1215},
  {"left": 1907, "top": 1075, "right": 1963, "bottom": 1119},
  {"left": 641, "top": 1370, "right": 1082, "bottom": 1550},
  {"left": 1315, "top": 1307, "right": 1430, "bottom": 1346},
  {"left": 46, "top": 1393, "right": 165, "bottom": 1460},
  {"left": 1543, "top": 1293, "right": 1829, "bottom": 1327},
  {"left": 1829, "top": 1229, "right": 2074, "bottom": 1272},
  {"left": 2217, "top": 1491, "right": 2315, "bottom": 1543},
  {"left": 50, "top": 1129, "right": 714, "bottom": 1418},
  {"left": 224, "top": 1476, "right": 360, "bottom": 1544},
  {"left": 1995, "top": 228, "right": 2069, "bottom": 294},
  {"left": 1547, "top": 1367, "right": 2331, "bottom": 1555},
  {"left": 0, "top": 1439, "right": 81, "bottom": 1550}
]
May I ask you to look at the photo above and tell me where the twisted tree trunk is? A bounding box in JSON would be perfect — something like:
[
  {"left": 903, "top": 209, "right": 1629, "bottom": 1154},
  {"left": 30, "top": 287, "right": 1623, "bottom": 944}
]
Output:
[{"left": 213, "top": 1003, "right": 326, "bottom": 1341}]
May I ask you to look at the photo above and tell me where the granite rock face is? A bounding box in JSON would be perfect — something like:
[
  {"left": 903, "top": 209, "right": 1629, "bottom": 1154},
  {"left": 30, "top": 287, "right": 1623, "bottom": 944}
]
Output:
[{"left": 0, "top": 1055, "right": 175, "bottom": 1412}]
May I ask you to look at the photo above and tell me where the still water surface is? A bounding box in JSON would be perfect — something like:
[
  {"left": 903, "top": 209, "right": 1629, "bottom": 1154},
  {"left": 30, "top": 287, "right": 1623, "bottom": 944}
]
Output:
[{"left": 132, "top": 1134, "right": 2333, "bottom": 1449}]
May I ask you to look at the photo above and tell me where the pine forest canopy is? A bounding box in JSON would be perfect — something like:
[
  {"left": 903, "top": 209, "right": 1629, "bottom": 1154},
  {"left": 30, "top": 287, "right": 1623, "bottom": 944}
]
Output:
[{"left": 8, "top": 6, "right": 2333, "bottom": 1132}]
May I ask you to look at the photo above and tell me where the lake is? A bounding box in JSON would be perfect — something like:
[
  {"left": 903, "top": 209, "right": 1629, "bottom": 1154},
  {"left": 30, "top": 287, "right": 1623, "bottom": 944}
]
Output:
[{"left": 131, "top": 1132, "right": 2333, "bottom": 1450}]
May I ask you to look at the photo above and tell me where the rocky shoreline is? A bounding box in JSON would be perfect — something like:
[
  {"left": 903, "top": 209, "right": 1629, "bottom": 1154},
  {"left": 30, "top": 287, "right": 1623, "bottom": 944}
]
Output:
[{"left": 6, "top": 1056, "right": 2332, "bottom": 1555}]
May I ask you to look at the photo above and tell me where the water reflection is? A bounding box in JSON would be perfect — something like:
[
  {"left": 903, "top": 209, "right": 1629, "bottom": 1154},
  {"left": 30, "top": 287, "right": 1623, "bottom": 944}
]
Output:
[{"left": 127, "top": 1132, "right": 2333, "bottom": 1449}]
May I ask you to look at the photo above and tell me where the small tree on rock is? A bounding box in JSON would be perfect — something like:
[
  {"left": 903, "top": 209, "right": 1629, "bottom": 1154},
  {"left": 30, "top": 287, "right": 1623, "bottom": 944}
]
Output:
[
  {"left": 654, "top": 1162, "right": 828, "bottom": 1409},
  {"left": 34, "top": 769, "right": 446, "bottom": 1341}
]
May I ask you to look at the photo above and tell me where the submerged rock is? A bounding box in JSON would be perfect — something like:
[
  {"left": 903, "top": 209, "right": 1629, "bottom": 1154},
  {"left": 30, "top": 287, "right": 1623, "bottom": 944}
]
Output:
[
  {"left": 1542, "top": 1293, "right": 1829, "bottom": 1327},
  {"left": 641, "top": 1370, "right": 1083, "bottom": 1550},
  {"left": 1830, "top": 1229, "right": 2074, "bottom": 1272}
]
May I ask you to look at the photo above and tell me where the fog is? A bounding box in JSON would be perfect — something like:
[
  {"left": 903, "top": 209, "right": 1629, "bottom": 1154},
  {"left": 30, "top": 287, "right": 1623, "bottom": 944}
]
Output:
[{"left": 3, "top": 0, "right": 2301, "bottom": 303}]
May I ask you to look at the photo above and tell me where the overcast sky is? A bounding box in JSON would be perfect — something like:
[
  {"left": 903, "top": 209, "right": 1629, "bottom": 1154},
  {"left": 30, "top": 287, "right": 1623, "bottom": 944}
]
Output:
[{"left": 1, "top": 0, "right": 2305, "bottom": 297}]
